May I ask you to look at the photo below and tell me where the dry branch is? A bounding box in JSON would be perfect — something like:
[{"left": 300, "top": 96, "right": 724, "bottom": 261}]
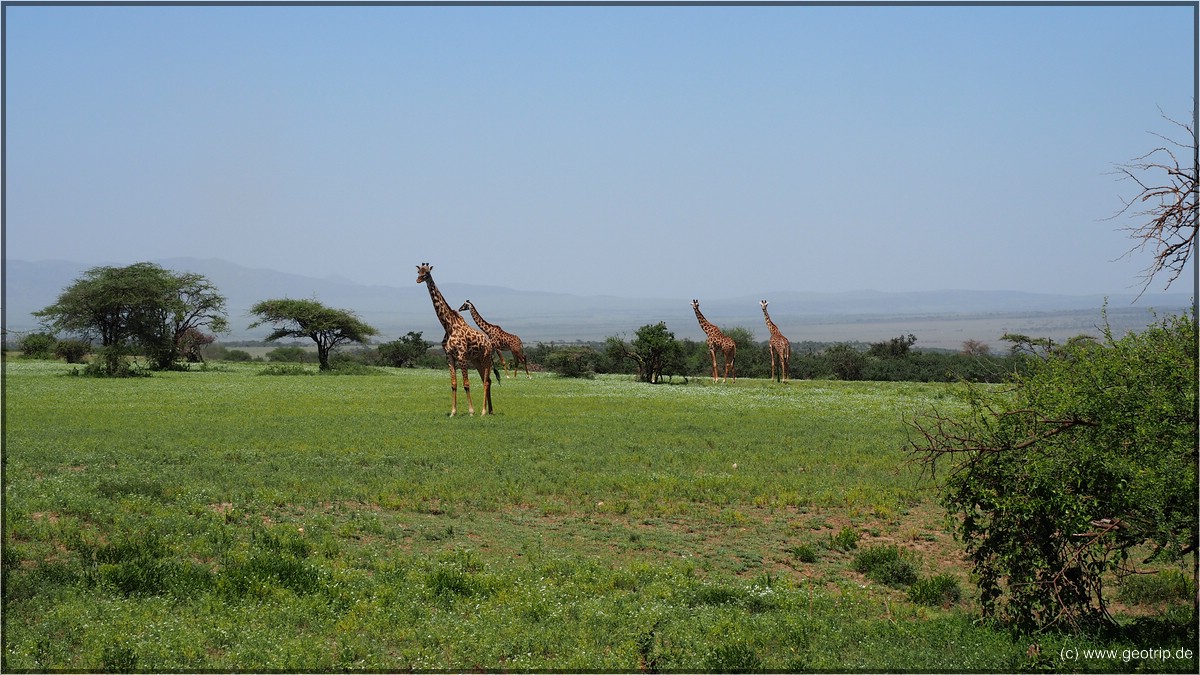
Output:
[{"left": 1107, "top": 109, "right": 1198, "bottom": 297}]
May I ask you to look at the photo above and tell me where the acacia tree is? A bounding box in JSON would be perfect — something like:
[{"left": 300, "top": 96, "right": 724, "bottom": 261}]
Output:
[
  {"left": 248, "top": 298, "right": 379, "bottom": 371},
  {"left": 165, "top": 273, "right": 229, "bottom": 366},
  {"left": 34, "top": 262, "right": 228, "bottom": 375}
]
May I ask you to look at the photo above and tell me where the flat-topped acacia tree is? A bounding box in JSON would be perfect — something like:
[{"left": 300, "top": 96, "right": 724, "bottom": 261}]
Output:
[{"left": 248, "top": 298, "right": 378, "bottom": 371}]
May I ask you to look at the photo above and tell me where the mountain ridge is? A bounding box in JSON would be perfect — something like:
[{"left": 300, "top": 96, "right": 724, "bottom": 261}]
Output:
[{"left": 4, "top": 257, "right": 1191, "bottom": 349}]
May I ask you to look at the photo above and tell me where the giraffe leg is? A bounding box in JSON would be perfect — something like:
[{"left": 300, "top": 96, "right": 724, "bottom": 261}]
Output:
[
  {"left": 495, "top": 351, "right": 509, "bottom": 379},
  {"left": 479, "top": 364, "right": 493, "bottom": 415},
  {"left": 511, "top": 345, "right": 529, "bottom": 379},
  {"left": 770, "top": 349, "right": 777, "bottom": 383},
  {"left": 461, "top": 366, "right": 475, "bottom": 416},
  {"left": 447, "top": 361, "right": 458, "bottom": 417},
  {"left": 709, "top": 348, "right": 718, "bottom": 383}
]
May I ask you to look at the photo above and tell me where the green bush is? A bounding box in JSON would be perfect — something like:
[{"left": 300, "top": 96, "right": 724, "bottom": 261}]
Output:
[
  {"left": 908, "top": 311, "right": 1197, "bottom": 631},
  {"left": 218, "top": 554, "right": 323, "bottom": 599},
  {"left": 53, "top": 339, "right": 91, "bottom": 364},
  {"left": 791, "top": 543, "right": 819, "bottom": 563},
  {"left": 853, "top": 545, "right": 917, "bottom": 588},
  {"left": 908, "top": 573, "right": 963, "bottom": 607},
  {"left": 76, "top": 347, "right": 149, "bottom": 378},
  {"left": 830, "top": 526, "right": 859, "bottom": 551},
  {"left": 825, "top": 343, "right": 866, "bottom": 381},
  {"left": 377, "top": 331, "right": 433, "bottom": 368},
  {"left": 545, "top": 347, "right": 598, "bottom": 379},
  {"left": 266, "top": 345, "right": 312, "bottom": 363},
  {"left": 19, "top": 332, "right": 57, "bottom": 358}
]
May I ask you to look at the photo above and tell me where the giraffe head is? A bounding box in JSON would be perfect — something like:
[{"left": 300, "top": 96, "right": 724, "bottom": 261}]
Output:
[
  {"left": 416, "top": 263, "right": 433, "bottom": 284},
  {"left": 761, "top": 299, "right": 769, "bottom": 311},
  {"left": 457, "top": 300, "right": 473, "bottom": 313},
  {"left": 691, "top": 299, "right": 700, "bottom": 310}
]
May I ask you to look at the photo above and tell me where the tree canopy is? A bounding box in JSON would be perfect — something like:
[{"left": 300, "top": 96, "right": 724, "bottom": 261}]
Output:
[
  {"left": 34, "top": 262, "right": 228, "bottom": 374},
  {"left": 606, "top": 322, "right": 684, "bottom": 384},
  {"left": 248, "top": 298, "right": 379, "bottom": 371}
]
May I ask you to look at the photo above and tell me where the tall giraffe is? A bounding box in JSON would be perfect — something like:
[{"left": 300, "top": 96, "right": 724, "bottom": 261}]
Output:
[
  {"left": 416, "top": 263, "right": 495, "bottom": 416},
  {"left": 458, "top": 300, "right": 530, "bottom": 379},
  {"left": 760, "top": 300, "right": 792, "bottom": 383},
  {"left": 692, "top": 299, "right": 736, "bottom": 383}
]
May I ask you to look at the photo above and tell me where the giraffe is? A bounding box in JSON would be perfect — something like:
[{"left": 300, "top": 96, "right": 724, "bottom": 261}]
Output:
[
  {"left": 760, "top": 300, "right": 792, "bottom": 383},
  {"left": 415, "top": 263, "right": 495, "bottom": 416},
  {"left": 692, "top": 299, "right": 736, "bottom": 383},
  {"left": 458, "top": 300, "right": 531, "bottom": 379}
]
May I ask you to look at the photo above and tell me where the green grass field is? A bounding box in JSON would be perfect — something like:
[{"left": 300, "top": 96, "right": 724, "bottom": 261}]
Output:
[{"left": 3, "top": 361, "right": 1194, "bottom": 671}]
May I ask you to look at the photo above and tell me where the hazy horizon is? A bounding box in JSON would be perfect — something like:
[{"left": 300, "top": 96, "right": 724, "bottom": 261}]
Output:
[
  {"left": 4, "top": 3, "right": 1196, "bottom": 300},
  {"left": 6, "top": 254, "right": 1196, "bottom": 303}
]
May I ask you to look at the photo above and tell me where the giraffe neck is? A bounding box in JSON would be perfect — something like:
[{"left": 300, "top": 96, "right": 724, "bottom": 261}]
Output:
[
  {"left": 466, "top": 303, "right": 497, "bottom": 333},
  {"left": 694, "top": 305, "right": 722, "bottom": 338},
  {"left": 424, "top": 275, "right": 466, "bottom": 333},
  {"left": 763, "top": 310, "right": 782, "bottom": 338}
]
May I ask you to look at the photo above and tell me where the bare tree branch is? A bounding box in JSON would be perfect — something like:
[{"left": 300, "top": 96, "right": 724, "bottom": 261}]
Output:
[{"left": 1106, "top": 107, "right": 1198, "bottom": 298}]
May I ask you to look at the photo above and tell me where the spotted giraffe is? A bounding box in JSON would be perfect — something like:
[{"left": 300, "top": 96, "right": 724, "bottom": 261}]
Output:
[
  {"left": 760, "top": 300, "right": 791, "bottom": 383},
  {"left": 416, "top": 263, "right": 495, "bottom": 416},
  {"left": 458, "top": 300, "right": 530, "bottom": 379},
  {"left": 692, "top": 299, "right": 736, "bottom": 383}
]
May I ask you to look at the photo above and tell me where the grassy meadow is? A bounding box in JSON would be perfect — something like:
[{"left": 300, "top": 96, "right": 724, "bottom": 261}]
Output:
[{"left": 3, "top": 360, "right": 1195, "bottom": 672}]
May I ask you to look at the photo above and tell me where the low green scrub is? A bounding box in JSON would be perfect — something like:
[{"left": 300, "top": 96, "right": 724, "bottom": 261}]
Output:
[
  {"left": 830, "top": 525, "right": 861, "bottom": 551},
  {"left": 853, "top": 545, "right": 918, "bottom": 588},
  {"left": 908, "top": 573, "right": 964, "bottom": 607},
  {"left": 3, "top": 361, "right": 1195, "bottom": 671}
]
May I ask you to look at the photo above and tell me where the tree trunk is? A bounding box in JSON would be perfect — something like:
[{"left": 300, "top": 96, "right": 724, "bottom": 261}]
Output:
[{"left": 317, "top": 341, "right": 332, "bottom": 370}]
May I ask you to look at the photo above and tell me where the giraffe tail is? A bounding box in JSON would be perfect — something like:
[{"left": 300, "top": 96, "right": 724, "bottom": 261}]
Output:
[{"left": 491, "top": 354, "right": 502, "bottom": 383}]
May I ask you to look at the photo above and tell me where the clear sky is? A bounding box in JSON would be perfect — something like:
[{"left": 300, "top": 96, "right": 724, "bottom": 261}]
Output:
[{"left": 4, "top": 2, "right": 1195, "bottom": 300}]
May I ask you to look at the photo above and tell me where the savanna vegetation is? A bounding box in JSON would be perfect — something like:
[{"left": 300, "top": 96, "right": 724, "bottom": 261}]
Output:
[{"left": 4, "top": 360, "right": 1195, "bottom": 672}]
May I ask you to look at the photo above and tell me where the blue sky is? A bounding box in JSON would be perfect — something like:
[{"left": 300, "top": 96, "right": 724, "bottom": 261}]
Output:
[{"left": 4, "top": 2, "right": 1195, "bottom": 300}]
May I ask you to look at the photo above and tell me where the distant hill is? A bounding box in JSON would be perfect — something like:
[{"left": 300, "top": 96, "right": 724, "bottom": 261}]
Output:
[{"left": 3, "top": 257, "right": 1191, "bottom": 350}]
